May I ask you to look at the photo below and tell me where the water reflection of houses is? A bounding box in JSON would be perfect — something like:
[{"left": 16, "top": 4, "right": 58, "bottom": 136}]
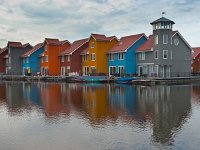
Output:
[
  {"left": 136, "top": 85, "right": 191, "bottom": 144},
  {"left": 81, "top": 84, "right": 118, "bottom": 125},
  {"left": 39, "top": 83, "right": 70, "bottom": 117},
  {"left": 5, "top": 82, "right": 31, "bottom": 114},
  {"left": 192, "top": 86, "right": 200, "bottom": 104}
]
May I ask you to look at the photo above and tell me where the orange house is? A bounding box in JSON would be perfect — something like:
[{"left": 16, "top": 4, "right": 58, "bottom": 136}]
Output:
[
  {"left": 81, "top": 34, "right": 118, "bottom": 76},
  {"left": 40, "top": 38, "right": 71, "bottom": 76}
]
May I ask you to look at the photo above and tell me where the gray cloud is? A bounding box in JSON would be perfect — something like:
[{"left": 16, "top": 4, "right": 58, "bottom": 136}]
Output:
[{"left": 0, "top": 0, "right": 199, "bottom": 47}]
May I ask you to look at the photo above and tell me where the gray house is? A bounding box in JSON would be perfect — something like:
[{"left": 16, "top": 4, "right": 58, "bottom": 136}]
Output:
[
  {"left": 6, "top": 42, "right": 32, "bottom": 75},
  {"left": 136, "top": 17, "right": 192, "bottom": 78}
]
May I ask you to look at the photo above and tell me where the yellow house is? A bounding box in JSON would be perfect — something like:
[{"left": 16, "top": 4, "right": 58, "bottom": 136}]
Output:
[{"left": 81, "top": 34, "right": 118, "bottom": 76}]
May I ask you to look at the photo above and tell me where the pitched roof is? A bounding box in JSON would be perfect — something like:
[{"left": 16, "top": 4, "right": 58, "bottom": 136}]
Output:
[
  {"left": 22, "top": 43, "right": 44, "bottom": 57},
  {"left": 45, "top": 38, "right": 60, "bottom": 45},
  {"left": 137, "top": 31, "right": 180, "bottom": 52},
  {"left": 137, "top": 35, "right": 153, "bottom": 52},
  {"left": 192, "top": 47, "right": 200, "bottom": 59},
  {"left": 80, "top": 48, "right": 89, "bottom": 55},
  {"left": 0, "top": 47, "right": 8, "bottom": 54},
  {"left": 108, "top": 33, "right": 146, "bottom": 53},
  {"left": 150, "top": 17, "right": 175, "bottom": 25},
  {"left": 23, "top": 43, "right": 32, "bottom": 48},
  {"left": 60, "top": 40, "right": 71, "bottom": 45},
  {"left": 7, "top": 42, "right": 23, "bottom": 48},
  {"left": 90, "top": 34, "right": 117, "bottom": 41},
  {"left": 60, "top": 39, "right": 88, "bottom": 55}
]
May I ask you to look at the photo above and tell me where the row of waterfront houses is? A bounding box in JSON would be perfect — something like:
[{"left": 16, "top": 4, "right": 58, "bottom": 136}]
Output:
[{"left": 0, "top": 16, "right": 200, "bottom": 77}]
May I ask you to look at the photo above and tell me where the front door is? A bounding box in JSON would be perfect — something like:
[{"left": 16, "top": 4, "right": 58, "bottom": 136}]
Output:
[{"left": 138, "top": 66, "right": 143, "bottom": 77}]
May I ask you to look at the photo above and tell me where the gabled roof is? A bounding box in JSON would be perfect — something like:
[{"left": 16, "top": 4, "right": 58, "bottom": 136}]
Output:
[
  {"left": 137, "top": 35, "right": 153, "bottom": 52},
  {"left": 60, "top": 39, "right": 88, "bottom": 56},
  {"left": 150, "top": 17, "right": 175, "bottom": 25},
  {"left": 107, "top": 33, "right": 146, "bottom": 53},
  {"left": 192, "top": 47, "right": 200, "bottom": 59},
  {"left": 80, "top": 48, "right": 89, "bottom": 55},
  {"left": 60, "top": 40, "right": 71, "bottom": 45},
  {"left": 21, "top": 43, "right": 44, "bottom": 57},
  {"left": 0, "top": 47, "right": 8, "bottom": 54},
  {"left": 136, "top": 31, "right": 189, "bottom": 52},
  {"left": 7, "top": 41, "right": 23, "bottom": 48},
  {"left": 90, "top": 33, "right": 118, "bottom": 41},
  {"left": 23, "top": 43, "right": 32, "bottom": 48},
  {"left": 44, "top": 38, "right": 60, "bottom": 45}
]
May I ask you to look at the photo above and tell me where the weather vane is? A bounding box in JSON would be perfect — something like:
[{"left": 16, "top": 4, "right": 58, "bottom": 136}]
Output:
[{"left": 162, "top": 12, "right": 166, "bottom": 17}]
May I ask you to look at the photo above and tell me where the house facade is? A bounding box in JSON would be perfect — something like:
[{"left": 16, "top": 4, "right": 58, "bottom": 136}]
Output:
[
  {"left": 40, "top": 39, "right": 70, "bottom": 76},
  {"left": 192, "top": 47, "right": 200, "bottom": 73},
  {"left": 21, "top": 43, "right": 44, "bottom": 75},
  {"left": 136, "top": 17, "right": 192, "bottom": 77},
  {"left": 6, "top": 42, "right": 32, "bottom": 75},
  {"left": 0, "top": 47, "right": 8, "bottom": 74},
  {"left": 81, "top": 34, "right": 118, "bottom": 76},
  {"left": 107, "top": 33, "right": 147, "bottom": 76},
  {"left": 59, "top": 39, "right": 88, "bottom": 76}
]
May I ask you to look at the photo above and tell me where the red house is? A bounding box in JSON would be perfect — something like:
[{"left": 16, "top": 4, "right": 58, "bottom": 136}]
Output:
[
  {"left": 192, "top": 47, "right": 200, "bottom": 73},
  {"left": 0, "top": 47, "right": 8, "bottom": 74},
  {"left": 59, "top": 38, "right": 88, "bottom": 76}
]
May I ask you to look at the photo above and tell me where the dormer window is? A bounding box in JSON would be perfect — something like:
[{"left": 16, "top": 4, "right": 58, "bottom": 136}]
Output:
[{"left": 91, "top": 42, "right": 94, "bottom": 48}]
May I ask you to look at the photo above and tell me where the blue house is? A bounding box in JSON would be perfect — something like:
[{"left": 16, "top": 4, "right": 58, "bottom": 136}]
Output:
[
  {"left": 21, "top": 43, "right": 44, "bottom": 75},
  {"left": 107, "top": 33, "right": 147, "bottom": 76}
]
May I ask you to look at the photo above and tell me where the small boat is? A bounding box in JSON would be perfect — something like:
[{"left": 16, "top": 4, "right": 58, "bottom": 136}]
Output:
[
  {"left": 75, "top": 76, "right": 107, "bottom": 83},
  {"left": 115, "top": 77, "right": 136, "bottom": 84}
]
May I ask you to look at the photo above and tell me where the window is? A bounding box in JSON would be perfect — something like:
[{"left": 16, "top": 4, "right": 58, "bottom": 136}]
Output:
[
  {"left": 109, "top": 66, "right": 116, "bottom": 76},
  {"left": 154, "top": 35, "right": 158, "bottom": 45},
  {"left": 109, "top": 54, "right": 114, "bottom": 61},
  {"left": 154, "top": 50, "right": 158, "bottom": 59},
  {"left": 83, "top": 66, "right": 89, "bottom": 75},
  {"left": 26, "top": 58, "right": 29, "bottom": 63},
  {"left": 82, "top": 55, "right": 88, "bottom": 61},
  {"left": 163, "top": 35, "right": 168, "bottom": 44},
  {"left": 139, "top": 52, "right": 145, "bottom": 60},
  {"left": 61, "top": 56, "right": 65, "bottom": 62},
  {"left": 91, "top": 42, "right": 94, "bottom": 48},
  {"left": 118, "top": 53, "right": 124, "bottom": 60},
  {"left": 45, "top": 46, "right": 48, "bottom": 51},
  {"left": 91, "top": 53, "right": 95, "bottom": 61},
  {"left": 163, "top": 50, "right": 168, "bottom": 59},
  {"left": 8, "top": 57, "right": 11, "bottom": 64},
  {"left": 45, "top": 56, "right": 48, "bottom": 62},
  {"left": 41, "top": 57, "right": 44, "bottom": 63},
  {"left": 118, "top": 66, "right": 124, "bottom": 76},
  {"left": 67, "top": 56, "right": 70, "bottom": 62}
]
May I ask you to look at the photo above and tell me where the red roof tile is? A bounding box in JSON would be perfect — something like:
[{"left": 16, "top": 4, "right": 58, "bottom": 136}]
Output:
[
  {"left": 60, "top": 39, "right": 88, "bottom": 55},
  {"left": 0, "top": 47, "right": 8, "bottom": 54},
  {"left": 7, "top": 42, "right": 23, "bottom": 48},
  {"left": 60, "top": 40, "right": 70, "bottom": 45},
  {"left": 45, "top": 38, "right": 60, "bottom": 45},
  {"left": 90, "top": 34, "right": 117, "bottom": 41},
  {"left": 137, "top": 35, "right": 153, "bottom": 52},
  {"left": 192, "top": 47, "right": 200, "bottom": 59},
  {"left": 80, "top": 48, "right": 89, "bottom": 55},
  {"left": 108, "top": 33, "right": 146, "bottom": 53},
  {"left": 22, "top": 43, "right": 44, "bottom": 57}
]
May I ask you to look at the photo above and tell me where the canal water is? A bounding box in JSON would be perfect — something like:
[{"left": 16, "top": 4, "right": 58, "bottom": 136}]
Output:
[{"left": 0, "top": 82, "right": 200, "bottom": 150}]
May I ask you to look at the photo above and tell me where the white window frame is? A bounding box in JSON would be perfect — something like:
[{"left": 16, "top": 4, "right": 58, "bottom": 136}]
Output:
[
  {"left": 45, "top": 56, "right": 48, "bottom": 62},
  {"left": 163, "top": 34, "right": 168, "bottom": 44},
  {"left": 83, "top": 55, "right": 88, "bottom": 62},
  {"left": 118, "top": 66, "right": 124, "bottom": 76},
  {"left": 139, "top": 52, "right": 145, "bottom": 60},
  {"left": 109, "top": 53, "right": 114, "bottom": 61},
  {"left": 154, "top": 35, "right": 158, "bottom": 45},
  {"left": 118, "top": 53, "right": 124, "bottom": 60},
  {"left": 109, "top": 66, "right": 116, "bottom": 76},
  {"left": 91, "top": 42, "right": 95, "bottom": 48},
  {"left": 61, "top": 56, "right": 65, "bottom": 62},
  {"left": 154, "top": 50, "right": 158, "bottom": 59},
  {"left": 67, "top": 55, "right": 70, "bottom": 62},
  {"left": 91, "top": 53, "right": 95, "bottom": 61},
  {"left": 163, "top": 50, "right": 168, "bottom": 59}
]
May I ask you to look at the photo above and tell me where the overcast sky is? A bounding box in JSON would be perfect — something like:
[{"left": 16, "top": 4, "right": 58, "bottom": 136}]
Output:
[{"left": 0, "top": 0, "right": 200, "bottom": 47}]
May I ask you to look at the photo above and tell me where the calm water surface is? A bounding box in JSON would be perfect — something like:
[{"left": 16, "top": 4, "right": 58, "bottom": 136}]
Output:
[{"left": 0, "top": 82, "right": 200, "bottom": 150}]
